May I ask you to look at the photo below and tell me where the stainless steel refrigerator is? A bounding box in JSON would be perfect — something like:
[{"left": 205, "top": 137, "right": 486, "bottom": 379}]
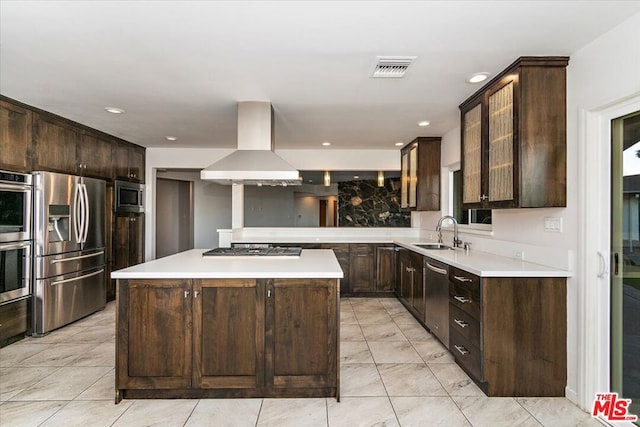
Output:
[{"left": 32, "top": 171, "right": 106, "bottom": 335}]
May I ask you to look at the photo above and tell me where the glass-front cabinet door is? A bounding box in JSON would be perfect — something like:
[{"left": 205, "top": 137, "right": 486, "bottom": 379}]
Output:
[
  {"left": 462, "top": 103, "right": 483, "bottom": 205},
  {"left": 487, "top": 80, "right": 515, "bottom": 204}
]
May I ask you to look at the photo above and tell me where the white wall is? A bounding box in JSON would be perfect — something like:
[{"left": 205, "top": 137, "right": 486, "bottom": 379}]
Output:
[{"left": 154, "top": 170, "right": 232, "bottom": 250}]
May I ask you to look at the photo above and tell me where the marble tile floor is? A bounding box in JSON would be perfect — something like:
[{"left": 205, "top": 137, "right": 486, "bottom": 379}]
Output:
[{"left": 0, "top": 297, "right": 602, "bottom": 427}]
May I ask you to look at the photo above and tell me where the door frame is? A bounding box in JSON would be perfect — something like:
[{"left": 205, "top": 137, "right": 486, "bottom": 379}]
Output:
[{"left": 577, "top": 92, "right": 640, "bottom": 410}]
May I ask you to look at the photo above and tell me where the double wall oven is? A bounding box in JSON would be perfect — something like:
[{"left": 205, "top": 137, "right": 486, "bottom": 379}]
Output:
[{"left": 0, "top": 171, "right": 32, "bottom": 304}]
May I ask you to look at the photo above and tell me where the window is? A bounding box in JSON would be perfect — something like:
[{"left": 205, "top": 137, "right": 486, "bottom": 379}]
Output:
[{"left": 452, "top": 169, "right": 492, "bottom": 226}]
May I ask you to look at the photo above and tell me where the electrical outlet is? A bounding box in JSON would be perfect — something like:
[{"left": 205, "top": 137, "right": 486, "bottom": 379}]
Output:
[{"left": 514, "top": 251, "right": 525, "bottom": 260}]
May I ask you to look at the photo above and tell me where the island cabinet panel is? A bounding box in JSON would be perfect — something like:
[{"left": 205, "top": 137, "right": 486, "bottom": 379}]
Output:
[
  {"left": 118, "top": 279, "right": 192, "bottom": 390},
  {"left": 116, "top": 275, "right": 339, "bottom": 400},
  {"left": 267, "top": 279, "right": 338, "bottom": 392},
  {"left": 193, "top": 279, "right": 264, "bottom": 390}
]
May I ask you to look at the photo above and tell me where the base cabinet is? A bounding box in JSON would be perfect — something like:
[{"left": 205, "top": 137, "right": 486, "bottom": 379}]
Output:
[
  {"left": 448, "top": 267, "right": 567, "bottom": 396},
  {"left": 116, "top": 278, "right": 338, "bottom": 400},
  {"left": 0, "top": 298, "right": 30, "bottom": 347}
]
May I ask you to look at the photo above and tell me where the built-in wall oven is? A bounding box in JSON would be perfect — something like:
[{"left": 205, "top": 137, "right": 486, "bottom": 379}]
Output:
[{"left": 0, "top": 171, "right": 32, "bottom": 303}]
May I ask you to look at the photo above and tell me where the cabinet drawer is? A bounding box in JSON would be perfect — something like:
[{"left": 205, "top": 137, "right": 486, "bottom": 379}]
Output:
[
  {"left": 449, "top": 268, "right": 481, "bottom": 320},
  {"left": 449, "top": 303, "right": 480, "bottom": 347},
  {"left": 450, "top": 329, "right": 482, "bottom": 382},
  {"left": 349, "top": 244, "right": 373, "bottom": 255}
]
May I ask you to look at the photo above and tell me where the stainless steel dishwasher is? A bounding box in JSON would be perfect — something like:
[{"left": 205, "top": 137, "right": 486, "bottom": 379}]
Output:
[{"left": 424, "top": 257, "right": 449, "bottom": 347}]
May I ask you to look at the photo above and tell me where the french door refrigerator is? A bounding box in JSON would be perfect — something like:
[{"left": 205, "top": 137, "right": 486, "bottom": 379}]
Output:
[{"left": 32, "top": 171, "right": 106, "bottom": 335}]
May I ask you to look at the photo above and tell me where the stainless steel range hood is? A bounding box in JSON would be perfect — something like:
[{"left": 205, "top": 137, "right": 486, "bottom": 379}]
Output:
[{"left": 200, "top": 102, "right": 300, "bottom": 185}]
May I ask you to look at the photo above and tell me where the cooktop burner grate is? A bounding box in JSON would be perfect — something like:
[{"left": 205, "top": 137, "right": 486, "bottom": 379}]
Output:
[{"left": 202, "top": 247, "right": 302, "bottom": 257}]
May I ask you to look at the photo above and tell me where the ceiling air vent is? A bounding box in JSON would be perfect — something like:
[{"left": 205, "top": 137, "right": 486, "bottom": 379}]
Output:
[{"left": 371, "top": 56, "right": 416, "bottom": 78}]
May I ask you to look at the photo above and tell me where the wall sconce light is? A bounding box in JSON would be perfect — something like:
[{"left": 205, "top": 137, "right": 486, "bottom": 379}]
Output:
[
  {"left": 377, "top": 171, "right": 385, "bottom": 187},
  {"left": 324, "top": 171, "right": 331, "bottom": 186}
]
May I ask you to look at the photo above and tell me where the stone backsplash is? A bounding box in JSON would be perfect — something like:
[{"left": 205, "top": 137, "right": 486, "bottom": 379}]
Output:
[{"left": 338, "top": 179, "right": 410, "bottom": 227}]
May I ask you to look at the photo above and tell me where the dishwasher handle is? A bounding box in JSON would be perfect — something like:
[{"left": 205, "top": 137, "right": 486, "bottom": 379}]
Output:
[{"left": 425, "top": 261, "right": 447, "bottom": 275}]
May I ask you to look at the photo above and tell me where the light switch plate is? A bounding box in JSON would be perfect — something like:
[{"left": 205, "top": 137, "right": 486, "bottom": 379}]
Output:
[{"left": 544, "top": 217, "right": 563, "bottom": 233}]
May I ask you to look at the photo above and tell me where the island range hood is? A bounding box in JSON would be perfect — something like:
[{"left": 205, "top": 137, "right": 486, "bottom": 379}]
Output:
[{"left": 200, "top": 101, "right": 301, "bottom": 185}]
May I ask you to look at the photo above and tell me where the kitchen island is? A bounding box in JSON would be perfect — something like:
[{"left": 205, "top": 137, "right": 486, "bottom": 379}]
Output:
[{"left": 111, "top": 249, "right": 343, "bottom": 402}]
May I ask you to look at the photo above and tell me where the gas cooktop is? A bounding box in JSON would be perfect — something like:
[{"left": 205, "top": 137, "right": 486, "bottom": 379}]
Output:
[{"left": 202, "top": 247, "right": 302, "bottom": 258}]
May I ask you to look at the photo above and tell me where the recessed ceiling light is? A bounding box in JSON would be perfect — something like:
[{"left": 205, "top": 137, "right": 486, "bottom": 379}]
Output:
[
  {"left": 321, "top": 142, "right": 331, "bottom": 146},
  {"left": 165, "top": 136, "right": 178, "bottom": 141},
  {"left": 353, "top": 175, "right": 360, "bottom": 179},
  {"left": 418, "top": 121, "right": 430, "bottom": 127},
  {"left": 467, "top": 72, "right": 490, "bottom": 84},
  {"left": 395, "top": 142, "right": 404, "bottom": 146},
  {"left": 105, "top": 107, "right": 124, "bottom": 114}
]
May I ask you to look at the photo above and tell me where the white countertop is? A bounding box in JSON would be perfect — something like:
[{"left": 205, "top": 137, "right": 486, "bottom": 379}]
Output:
[
  {"left": 232, "top": 235, "right": 570, "bottom": 278},
  {"left": 393, "top": 239, "right": 569, "bottom": 278},
  {"left": 111, "top": 249, "right": 344, "bottom": 279}
]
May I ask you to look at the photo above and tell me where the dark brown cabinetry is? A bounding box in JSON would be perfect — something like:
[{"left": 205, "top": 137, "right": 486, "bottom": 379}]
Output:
[
  {"left": 118, "top": 279, "right": 192, "bottom": 390},
  {"left": 32, "top": 114, "right": 79, "bottom": 174},
  {"left": 113, "top": 214, "right": 144, "bottom": 273},
  {"left": 460, "top": 56, "right": 569, "bottom": 209},
  {"left": 268, "top": 279, "right": 338, "bottom": 392},
  {"left": 320, "top": 244, "right": 350, "bottom": 294},
  {"left": 194, "top": 279, "right": 264, "bottom": 390},
  {"left": 0, "top": 100, "right": 32, "bottom": 172},
  {"left": 396, "top": 247, "right": 424, "bottom": 320},
  {"left": 0, "top": 298, "right": 30, "bottom": 346},
  {"left": 116, "top": 277, "right": 338, "bottom": 400},
  {"left": 78, "top": 132, "right": 113, "bottom": 178},
  {"left": 349, "top": 244, "right": 375, "bottom": 293},
  {"left": 400, "top": 137, "right": 441, "bottom": 211},
  {"left": 376, "top": 245, "right": 396, "bottom": 292},
  {"left": 114, "top": 142, "right": 145, "bottom": 182},
  {"left": 448, "top": 266, "right": 566, "bottom": 396}
]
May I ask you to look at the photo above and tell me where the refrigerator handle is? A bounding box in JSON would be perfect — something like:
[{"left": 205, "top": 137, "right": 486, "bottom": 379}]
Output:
[
  {"left": 73, "top": 182, "right": 82, "bottom": 243},
  {"left": 82, "top": 183, "right": 90, "bottom": 243}
]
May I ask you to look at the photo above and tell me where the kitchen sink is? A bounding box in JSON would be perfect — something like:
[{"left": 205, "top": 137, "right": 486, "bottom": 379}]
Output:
[{"left": 415, "top": 243, "right": 454, "bottom": 250}]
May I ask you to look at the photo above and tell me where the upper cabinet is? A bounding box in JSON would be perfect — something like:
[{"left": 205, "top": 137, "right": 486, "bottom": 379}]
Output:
[
  {"left": 400, "top": 137, "right": 441, "bottom": 211},
  {"left": 114, "top": 142, "right": 145, "bottom": 182},
  {"left": 0, "top": 100, "right": 32, "bottom": 172},
  {"left": 0, "top": 95, "right": 145, "bottom": 183},
  {"left": 460, "top": 56, "right": 569, "bottom": 209}
]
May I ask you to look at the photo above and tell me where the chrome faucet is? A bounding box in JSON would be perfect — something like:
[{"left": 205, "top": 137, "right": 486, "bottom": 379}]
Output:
[{"left": 436, "top": 215, "right": 462, "bottom": 248}]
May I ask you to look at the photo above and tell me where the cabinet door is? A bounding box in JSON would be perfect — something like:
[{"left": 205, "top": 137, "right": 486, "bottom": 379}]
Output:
[
  {"left": 193, "top": 279, "right": 264, "bottom": 390},
  {"left": 0, "top": 100, "right": 32, "bottom": 172},
  {"left": 113, "top": 143, "right": 130, "bottom": 180},
  {"left": 349, "top": 244, "right": 374, "bottom": 293},
  {"left": 400, "top": 150, "right": 409, "bottom": 208},
  {"left": 487, "top": 78, "right": 516, "bottom": 205},
  {"left": 375, "top": 246, "right": 396, "bottom": 292},
  {"left": 408, "top": 144, "right": 418, "bottom": 208},
  {"left": 396, "top": 248, "right": 412, "bottom": 304},
  {"left": 462, "top": 102, "right": 483, "bottom": 206},
  {"left": 129, "top": 146, "right": 145, "bottom": 182},
  {"left": 32, "top": 115, "right": 78, "bottom": 173},
  {"left": 78, "top": 132, "right": 112, "bottom": 178},
  {"left": 267, "top": 279, "right": 338, "bottom": 390},
  {"left": 128, "top": 214, "right": 144, "bottom": 265},
  {"left": 321, "top": 244, "right": 350, "bottom": 294},
  {"left": 113, "top": 215, "right": 130, "bottom": 271},
  {"left": 410, "top": 252, "right": 425, "bottom": 320},
  {"left": 117, "top": 279, "right": 192, "bottom": 389}
]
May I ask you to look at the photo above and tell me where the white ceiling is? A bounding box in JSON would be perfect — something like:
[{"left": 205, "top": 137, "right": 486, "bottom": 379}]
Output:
[{"left": 2, "top": 1, "right": 639, "bottom": 150}]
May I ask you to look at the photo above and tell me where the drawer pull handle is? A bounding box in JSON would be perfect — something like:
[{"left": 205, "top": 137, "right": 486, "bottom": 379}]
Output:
[
  {"left": 454, "top": 295, "right": 470, "bottom": 304},
  {"left": 184, "top": 290, "right": 190, "bottom": 298},
  {"left": 454, "top": 275, "right": 473, "bottom": 283},
  {"left": 454, "top": 344, "right": 470, "bottom": 355},
  {"left": 454, "top": 319, "right": 469, "bottom": 328}
]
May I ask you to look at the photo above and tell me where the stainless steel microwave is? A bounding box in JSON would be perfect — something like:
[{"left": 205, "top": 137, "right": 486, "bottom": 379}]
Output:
[{"left": 115, "top": 180, "right": 144, "bottom": 213}]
